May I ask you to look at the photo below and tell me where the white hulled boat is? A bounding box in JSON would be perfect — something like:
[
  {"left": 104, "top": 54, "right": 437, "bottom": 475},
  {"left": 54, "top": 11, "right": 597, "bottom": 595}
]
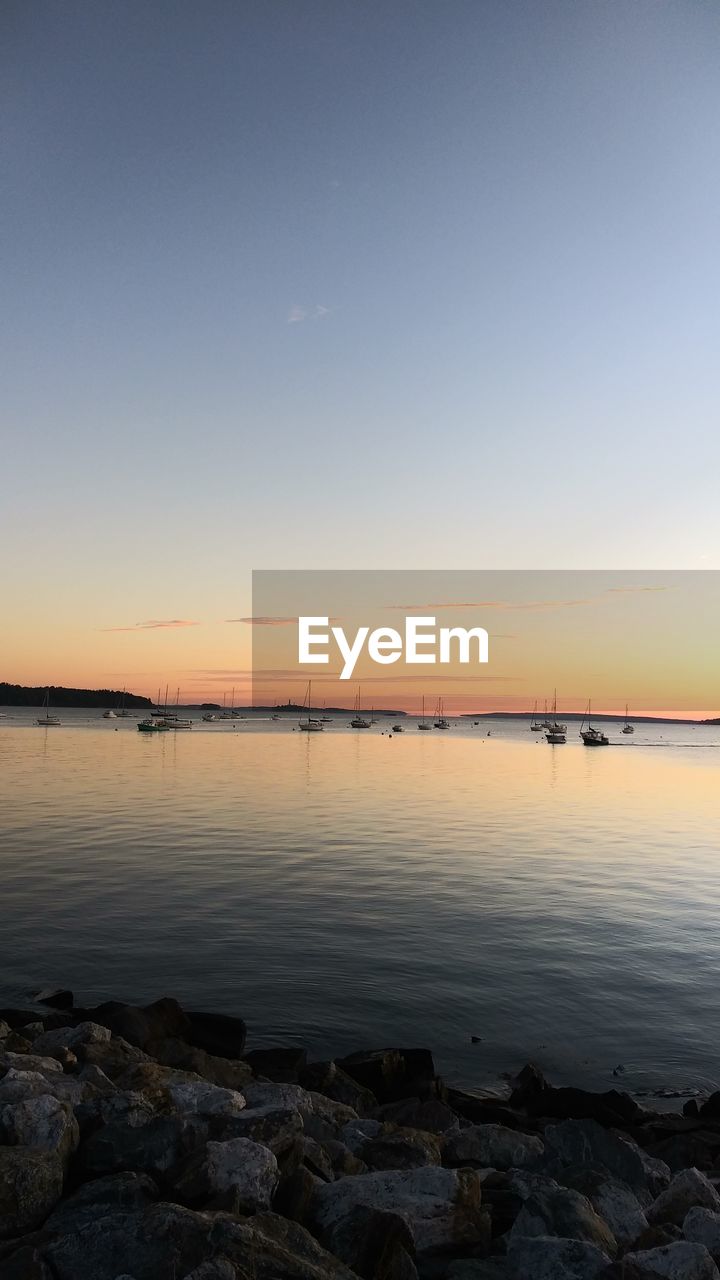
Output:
[
  {"left": 622, "top": 704, "right": 634, "bottom": 734},
  {"left": 350, "top": 687, "right": 371, "bottom": 729},
  {"left": 580, "top": 700, "right": 609, "bottom": 746},
  {"left": 37, "top": 688, "right": 61, "bottom": 727},
  {"left": 299, "top": 681, "right": 323, "bottom": 731}
]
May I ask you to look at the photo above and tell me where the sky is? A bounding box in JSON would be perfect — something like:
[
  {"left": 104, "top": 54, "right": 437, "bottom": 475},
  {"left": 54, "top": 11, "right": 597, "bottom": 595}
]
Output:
[{"left": 2, "top": 1, "right": 719, "bottom": 704}]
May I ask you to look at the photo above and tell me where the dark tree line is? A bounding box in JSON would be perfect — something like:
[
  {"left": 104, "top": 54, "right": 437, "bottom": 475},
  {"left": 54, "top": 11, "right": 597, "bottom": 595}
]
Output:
[{"left": 0, "top": 683, "right": 151, "bottom": 708}]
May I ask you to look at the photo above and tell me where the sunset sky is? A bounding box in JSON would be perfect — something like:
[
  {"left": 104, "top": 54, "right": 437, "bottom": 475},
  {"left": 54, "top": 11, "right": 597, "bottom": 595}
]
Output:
[{"left": 2, "top": 2, "right": 719, "bottom": 708}]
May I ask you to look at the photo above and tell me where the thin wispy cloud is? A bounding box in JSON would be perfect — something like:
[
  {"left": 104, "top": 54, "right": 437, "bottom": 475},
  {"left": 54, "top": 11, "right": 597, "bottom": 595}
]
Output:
[
  {"left": 101, "top": 619, "right": 200, "bottom": 632},
  {"left": 388, "top": 587, "right": 668, "bottom": 612},
  {"left": 287, "top": 303, "right": 333, "bottom": 324},
  {"left": 226, "top": 617, "right": 297, "bottom": 626}
]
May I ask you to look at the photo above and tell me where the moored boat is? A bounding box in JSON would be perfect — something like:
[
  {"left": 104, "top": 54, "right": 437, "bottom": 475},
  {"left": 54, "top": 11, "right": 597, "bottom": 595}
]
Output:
[
  {"left": 580, "top": 700, "right": 609, "bottom": 746},
  {"left": 622, "top": 704, "right": 634, "bottom": 734},
  {"left": 299, "top": 681, "right": 323, "bottom": 731},
  {"left": 350, "top": 687, "right": 371, "bottom": 729},
  {"left": 37, "top": 688, "right": 61, "bottom": 727}
]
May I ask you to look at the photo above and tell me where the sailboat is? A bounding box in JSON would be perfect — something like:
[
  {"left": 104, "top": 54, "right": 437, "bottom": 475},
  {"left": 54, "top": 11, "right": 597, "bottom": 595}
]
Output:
[
  {"left": 138, "top": 684, "right": 171, "bottom": 731},
  {"left": 299, "top": 681, "right": 323, "bottom": 731},
  {"left": 545, "top": 691, "right": 567, "bottom": 743},
  {"left": 622, "top": 704, "right": 634, "bottom": 734},
  {"left": 350, "top": 687, "right": 371, "bottom": 729},
  {"left": 37, "top": 688, "right": 61, "bottom": 727},
  {"left": 164, "top": 688, "right": 192, "bottom": 729},
  {"left": 530, "top": 700, "right": 543, "bottom": 731},
  {"left": 418, "top": 696, "right": 431, "bottom": 730},
  {"left": 115, "top": 688, "right": 132, "bottom": 718},
  {"left": 580, "top": 700, "right": 609, "bottom": 746},
  {"left": 219, "top": 692, "right": 233, "bottom": 720},
  {"left": 433, "top": 698, "right": 450, "bottom": 729}
]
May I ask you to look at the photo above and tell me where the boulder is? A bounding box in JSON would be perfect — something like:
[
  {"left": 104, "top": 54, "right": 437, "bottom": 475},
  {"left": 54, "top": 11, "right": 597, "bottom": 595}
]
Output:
[
  {"left": 174, "top": 1136, "right": 279, "bottom": 1212},
  {"left": 509, "top": 1184, "right": 617, "bottom": 1256},
  {"left": 217, "top": 1105, "right": 303, "bottom": 1156},
  {"left": 619, "top": 1241, "right": 720, "bottom": 1278},
  {"left": 44, "top": 1171, "right": 159, "bottom": 1234},
  {"left": 506, "top": 1233, "right": 612, "bottom": 1279},
  {"left": 561, "top": 1167, "right": 648, "bottom": 1246},
  {"left": 0, "top": 1148, "right": 64, "bottom": 1238},
  {"left": 0, "top": 1068, "right": 87, "bottom": 1108},
  {"left": 33, "top": 989, "right": 74, "bottom": 1010},
  {"left": 321, "top": 1138, "right": 368, "bottom": 1178},
  {"left": 314, "top": 1202, "right": 420, "bottom": 1279},
  {"left": 700, "top": 1094, "right": 720, "bottom": 1121},
  {"left": 148, "top": 1037, "right": 254, "bottom": 1090},
  {"left": 274, "top": 1165, "right": 324, "bottom": 1223},
  {"left": 32, "top": 1022, "right": 111, "bottom": 1056},
  {"left": 0, "top": 1094, "right": 79, "bottom": 1163},
  {"left": 446, "top": 1262, "right": 511, "bottom": 1279},
  {"left": 444, "top": 1122, "right": 543, "bottom": 1170},
  {"left": 543, "top": 1118, "right": 671, "bottom": 1204},
  {"left": 373, "top": 1097, "right": 460, "bottom": 1134},
  {"left": 79, "top": 1113, "right": 206, "bottom": 1178},
  {"left": 300, "top": 1061, "right": 377, "bottom": 1114},
  {"left": 337, "top": 1048, "right": 438, "bottom": 1103},
  {"left": 80, "top": 997, "right": 191, "bottom": 1050},
  {"left": 361, "top": 1124, "right": 443, "bottom": 1171},
  {"left": 40, "top": 1203, "right": 358, "bottom": 1279},
  {"left": 313, "top": 1164, "right": 485, "bottom": 1257},
  {"left": 0, "top": 1051, "right": 63, "bottom": 1076},
  {"left": 167, "top": 1081, "right": 246, "bottom": 1118},
  {"left": 648, "top": 1169, "right": 720, "bottom": 1227},
  {"left": 341, "top": 1119, "right": 383, "bottom": 1153},
  {"left": 685, "top": 1209, "right": 720, "bottom": 1261},
  {"left": 185, "top": 1009, "right": 247, "bottom": 1059},
  {"left": 244, "top": 1047, "right": 308, "bottom": 1082}
]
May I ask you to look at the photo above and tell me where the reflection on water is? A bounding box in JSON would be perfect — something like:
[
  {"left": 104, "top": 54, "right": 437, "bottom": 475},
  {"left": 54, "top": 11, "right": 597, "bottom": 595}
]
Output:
[{"left": 1, "top": 712, "right": 719, "bottom": 1097}]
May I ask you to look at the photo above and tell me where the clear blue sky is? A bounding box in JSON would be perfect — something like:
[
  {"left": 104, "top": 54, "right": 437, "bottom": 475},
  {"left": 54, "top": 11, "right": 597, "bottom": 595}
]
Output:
[{"left": 2, "top": 1, "right": 719, "bottom": 688}]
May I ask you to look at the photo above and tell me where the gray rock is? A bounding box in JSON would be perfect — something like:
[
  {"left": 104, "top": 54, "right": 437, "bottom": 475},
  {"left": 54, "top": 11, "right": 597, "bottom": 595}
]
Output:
[
  {"left": 446, "top": 1263, "right": 510, "bottom": 1280},
  {"left": 509, "top": 1184, "right": 617, "bottom": 1256},
  {"left": 80, "top": 1113, "right": 206, "bottom": 1177},
  {"left": 33, "top": 1021, "right": 111, "bottom": 1055},
  {"left": 42, "top": 1202, "right": 358, "bottom": 1279},
  {"left": 341, "top": 1118, "right": 382, "bottom": 1153},
  {"left": 373, "top": 1097, "right": 460, "bottom": 1134},
  {"left": 0, "top": 1051, "right": 63, "bottom": 1076},
  {"left": 544, "top": 1118, "right": 670, "bottom": 1205},
  {"left": 362, "top": 1125, "right": 443, "bottom": 1171},
  {"left": 506, "top": 1233, "right": 612, "bottom": 1279},
  {"left": 0, "top": 1147, "right": 64, "bottom": 1238},
  {"left": 685, "top": 1208, "right": 720, "bottom": 1261},
  {"left": 314, "top": 1202, "right": 419, "bottom": 1278},
  {"left": 300, "top": 1060, "right": 378, "bottom": 1115},
  {"left": 562, "top": 1168, "right": 648, "bottom": 1246},
  {"left": 1, "top": 1094, "right": 80, "bottom": 1163},
  {"left": 183, "top": 1263, "right": 238, "bottom": 1280},
  {"left": 620, "top": 1241, "right": 720, "bottom": 1278},
  {"left": 444, "top": 1122, "right": 544, "bottom": 1171},
  {"left": 649, "top": 1169, "right": 720, "bottom": 1227},
  {"left": 204, "top": 1137, "right": 279, "bottom": 1211},
  {"left": 44, "top": 1171, "right": 159, "bottom": 1234},
  {"left": 218, "top": 1104, "right": 303, "bottom": 1156},
  {"left": 313, "top": 1164, "right": 484, "bottom": 1256},
  {"left": 167, "top": 1081, "right": 246, "bottom": 1117}
]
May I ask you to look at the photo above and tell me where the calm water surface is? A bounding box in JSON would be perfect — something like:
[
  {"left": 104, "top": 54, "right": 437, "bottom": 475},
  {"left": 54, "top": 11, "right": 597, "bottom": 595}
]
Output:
[{"left": 1, "top": 709, "right": 719, "bottom": 1101}]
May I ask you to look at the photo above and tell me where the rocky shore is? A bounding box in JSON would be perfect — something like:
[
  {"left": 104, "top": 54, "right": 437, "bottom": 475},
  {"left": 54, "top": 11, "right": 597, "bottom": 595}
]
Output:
[{"left": 2, "top": 994, "right": 720, "bottom": 1279}]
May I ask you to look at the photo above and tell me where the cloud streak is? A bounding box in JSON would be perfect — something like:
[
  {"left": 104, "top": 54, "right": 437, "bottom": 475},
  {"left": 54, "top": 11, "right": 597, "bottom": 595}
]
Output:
[
  {"left": 226, "top": 617, "right": 298, "bottom": 626},
  {"left": 387, "top": 586, "right": 668, "bottom": 612},
  {"left": 101, "top": 620, "right": 200, "bottom": 632},
  {"left": 287, "top": 303, "right": 333, "bottom": 324}
]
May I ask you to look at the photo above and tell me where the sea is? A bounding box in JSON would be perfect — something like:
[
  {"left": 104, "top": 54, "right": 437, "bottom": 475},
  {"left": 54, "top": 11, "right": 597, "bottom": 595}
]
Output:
[{"left": 1, "top": 707, "right": 719, "bottom": 1105}]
